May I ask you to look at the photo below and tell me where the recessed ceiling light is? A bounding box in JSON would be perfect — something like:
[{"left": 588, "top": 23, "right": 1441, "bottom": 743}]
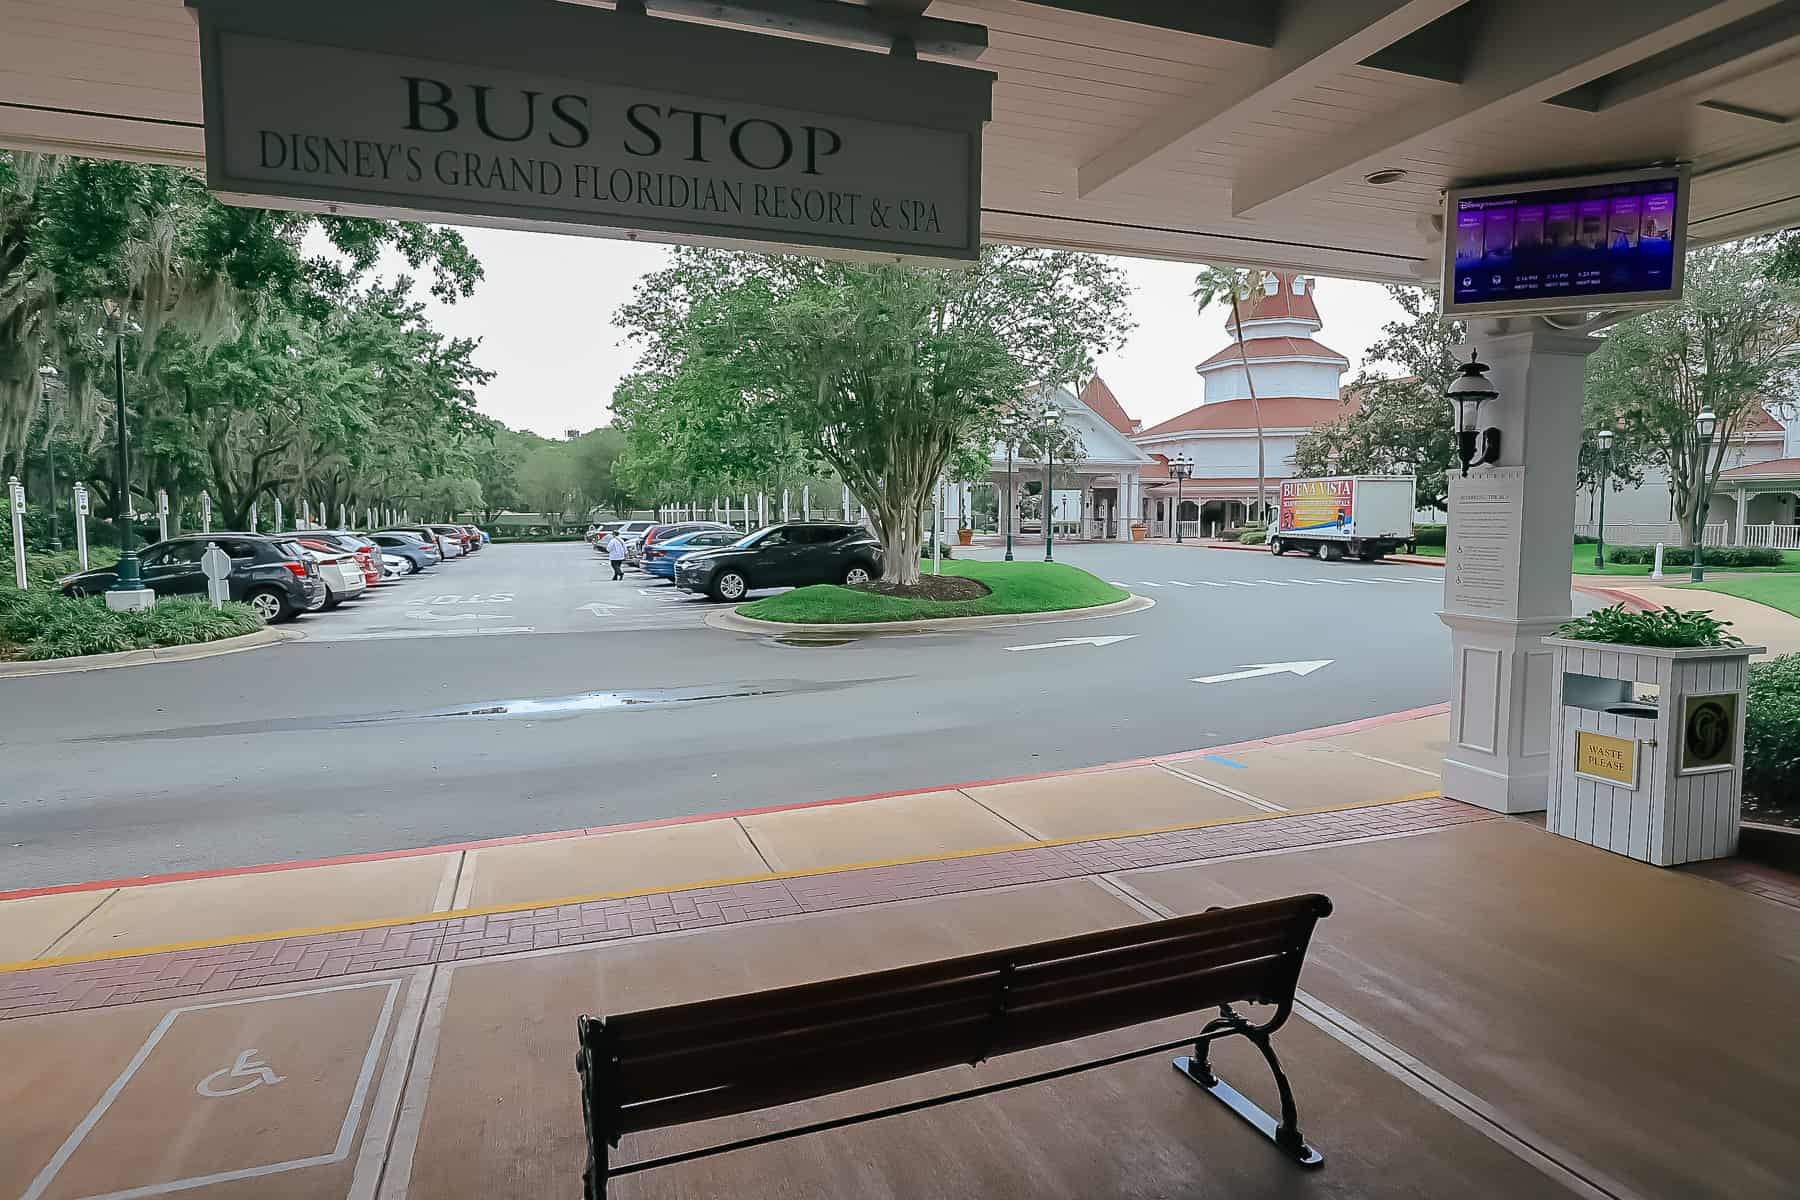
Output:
[{"left": 1364, "top": 168, "right": 1409, "bottom": 186}]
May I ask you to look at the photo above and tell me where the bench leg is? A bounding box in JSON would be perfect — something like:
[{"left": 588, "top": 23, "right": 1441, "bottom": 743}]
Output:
[{"left": 1174, "top": 1030, "right": 1322, "bottom": 1169}]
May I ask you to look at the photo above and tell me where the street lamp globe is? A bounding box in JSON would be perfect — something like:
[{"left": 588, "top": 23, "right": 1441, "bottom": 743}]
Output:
[
  {"left": 1595, "top": 428, "right": 1614, "bottom": 453},
  {"left": 1696, "top": 409, "right": 1717, "bottom": 440}
]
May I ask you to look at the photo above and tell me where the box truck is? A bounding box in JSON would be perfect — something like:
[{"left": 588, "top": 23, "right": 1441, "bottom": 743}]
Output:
[{"left": 1269, "top": 475, "right": 1416, "bottom": 562}]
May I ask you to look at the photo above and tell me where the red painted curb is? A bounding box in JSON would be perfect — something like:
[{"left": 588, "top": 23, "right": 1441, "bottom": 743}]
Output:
[
  {"left": 1574, "top": 583, "right": 1662, "bottom": 612},
  {"left": 0, "top": 703, "right": 1450, "bottom": 903}
]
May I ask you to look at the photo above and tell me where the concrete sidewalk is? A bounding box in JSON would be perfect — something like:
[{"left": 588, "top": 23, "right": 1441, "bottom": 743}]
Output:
[
  {"left": 5, "top": 706, "right": 1799, "bottom": 1200},
  {"left": 0, "top": 706, "right": 1451, "bottom": 972},
  {"left": 1607, "top": 582, "right": 1800, "bottom": 658}
]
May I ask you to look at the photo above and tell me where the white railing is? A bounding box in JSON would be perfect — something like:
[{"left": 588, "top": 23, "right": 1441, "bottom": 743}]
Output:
[
  {"left": 1742, "top": 523, "right": 1800, "bottom": 550},
  {"left": 1577, "top": 522, "right": 1729, "bottom": 547}
]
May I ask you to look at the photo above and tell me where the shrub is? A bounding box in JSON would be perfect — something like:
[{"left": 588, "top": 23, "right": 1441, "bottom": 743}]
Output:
[
  {"left": 1555, "top": 604, "right": 1742, "bottom": 648},
  {"left": 919, "top": 539, "right": 954, "bottom": 559},
  {"left": 0, "top": 589, "right": 262, "bottom": 660},
  {"left": 19, "top": 599, "right": 137, "bottom": 660},
  {"left": 1414, "top": 523, "right": 1446, "bottom": 547},
  {"left": 1236, "top": 525, "right": 1267, "bottom": 544},
  {"left": 1605, "top": 544, "right": 1782, "bottom": 567},
  {"left": 1745, "top": 654, "right": 1800, "bottom": 807},
  {"left": 120, "top": 598, "right": 262, "bottom": 647},
  {"left": 0, "top": 545, "right": 121, "bottom": 592}
]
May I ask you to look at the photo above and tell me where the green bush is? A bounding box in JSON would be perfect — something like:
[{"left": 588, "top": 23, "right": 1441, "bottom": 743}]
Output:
[
  {"left": 0, "top": 545, "right": 121, "bottom": 592},
  {"left": 1414, "top": 523, "right": 1446, "bottom": 547},
  {"left": 120, "top": 598, "right": 262, "bottom": 647},
  {"left": 1745, "top": 654, "right": 1800, "bottom": 808},
  {"left": 0, "top": 589, "right": 262, "bottom": 660},
  {"left": 1236, "top": 525, "right": 1267, "bottom": 544},
  {"left": 1554, "top": 604, "right": 1741, "bottom": 648},
  {"left": 1606, "top": 544, "right": 1782, "bottom": 567}
]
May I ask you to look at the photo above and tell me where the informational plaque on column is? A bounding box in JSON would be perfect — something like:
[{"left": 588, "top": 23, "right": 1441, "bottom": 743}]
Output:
[{"left": 1446, "top": 468, "right": 1525, "bottom": 617}]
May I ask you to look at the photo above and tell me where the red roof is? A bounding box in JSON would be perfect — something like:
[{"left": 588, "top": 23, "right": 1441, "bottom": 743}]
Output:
[
  {"left": 1197, "top": 336, "right": 1348, "bottom": 371},
  {"left": 1078, "top": 375, "right": 1137, "bottom": 436},
  {"left": 1224, "top": 271, "right": 1321, "bottom": 332},
  {"left": 1720, "top": 456, "right": 1800, "bottom": 480},
  {"left": 1136, "top": 395, "right": 1352, "bottom": 438},
  {"left": 1744, "top": 407, "right": 1785, "bottom": 432},
  {"left": 1139, "top": 453, "right": 1170, "bottom": 481}
]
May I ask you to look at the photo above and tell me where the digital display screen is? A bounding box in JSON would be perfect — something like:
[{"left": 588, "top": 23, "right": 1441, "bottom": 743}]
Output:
[{"left": 1448, "top": 175, "right": 1681, "bottom": 311}]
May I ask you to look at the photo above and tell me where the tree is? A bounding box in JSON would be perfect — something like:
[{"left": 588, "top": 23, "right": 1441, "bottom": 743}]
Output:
[
  {"left": 617, "top": 246, "right": 1131, "bottom": 584},
  {"left": 1192, "top": 267, "right": 1272, "bottom": 522},
  {"left": 518, "top": 442, "right": 581, "bottom": 532},
  {"left": 1292, "top": 286, "right": 1461, "bottom": 510},
  {"left": 1587, "top": 239, "right": 1800, "bottom": 545}
]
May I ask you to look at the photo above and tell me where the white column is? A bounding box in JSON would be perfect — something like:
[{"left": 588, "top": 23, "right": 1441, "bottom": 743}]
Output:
[
  {"left": 1116, "top": 474, "right": 1133, "bottom": 539},
  {"left": 1735, "top": 488, "right": 1749, "bottom": 545},
  {"left": 1441, "top": 319, "right": 1601, "bottom": 815}
]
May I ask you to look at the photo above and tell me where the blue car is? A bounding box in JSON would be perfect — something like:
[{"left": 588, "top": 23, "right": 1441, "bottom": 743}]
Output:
[{"left": 642, "top": 528, "right": 743, "bottom": 579}]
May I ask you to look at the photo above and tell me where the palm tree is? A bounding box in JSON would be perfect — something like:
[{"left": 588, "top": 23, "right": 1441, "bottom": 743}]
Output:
[{"left": 1192, "top": 266, "right": 1271, "bottom": 527}]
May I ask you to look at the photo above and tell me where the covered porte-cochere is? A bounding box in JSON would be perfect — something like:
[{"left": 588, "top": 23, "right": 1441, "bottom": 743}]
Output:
[{"left": 3, "top": 2, "right": 1800, "bottom": 1199}]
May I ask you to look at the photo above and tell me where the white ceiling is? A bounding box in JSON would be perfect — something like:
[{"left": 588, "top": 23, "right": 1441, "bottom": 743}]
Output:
[{"left": 2, "top": 0, "right": 1797, "bottom": 282}]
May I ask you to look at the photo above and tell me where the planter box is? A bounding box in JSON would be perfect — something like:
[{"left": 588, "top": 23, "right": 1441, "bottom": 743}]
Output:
[
  {"left": 1130, "top": 524, "right": 1147, "bottom": 542},
  {"left": 1544, "top": 637, "right": 1763, "bottom": 866},
  {"left": 957, "top": 528, "right": 973, "bottom": 546}
]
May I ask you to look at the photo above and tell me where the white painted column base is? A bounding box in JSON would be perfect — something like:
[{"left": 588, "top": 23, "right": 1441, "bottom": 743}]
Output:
[
  {"left": 104, "top": 588, "right": 156, "bottom": 612},
  {"left": 1441, "top": 612, "right": 1563, "bottom": 813}
]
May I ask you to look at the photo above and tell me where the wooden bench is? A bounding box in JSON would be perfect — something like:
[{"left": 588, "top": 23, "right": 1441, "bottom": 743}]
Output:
[{"left": 575, "top": 893, "right": 1332, "bottom": 1197}]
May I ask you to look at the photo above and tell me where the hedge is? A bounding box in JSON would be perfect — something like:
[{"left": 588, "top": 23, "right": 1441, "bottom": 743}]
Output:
[
  {"left": 0, "top": 546, "right": 122, "bottom": 592},
  {"left": 1606, "top": 544, "right": 1782, "bottom": 567},
  {"left": 1236, "top": 525, "right": 1268, "bottom": 544},
  {"left": 0, "top": 590, "right": 261, "bottom": 660},
  {"left": 1414, "top": 523, "right": 1446, "bottom": 548},
  {"left": 1745, "top": 654, "right": 1800, "bottom": 808}
]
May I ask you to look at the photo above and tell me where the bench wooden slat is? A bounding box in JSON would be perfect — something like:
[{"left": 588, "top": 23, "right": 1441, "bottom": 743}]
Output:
[
  {"left": 604, "top": 897, "right": 1321, "bottom": 1046},
  {"left": 580, "top": 893, "right": 1334, "bottom": 1194}
]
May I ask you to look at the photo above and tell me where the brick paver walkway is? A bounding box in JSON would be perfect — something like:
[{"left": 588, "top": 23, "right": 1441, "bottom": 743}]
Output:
[{"left": 0, "top": 797, "right": 1487, "bottom": 1019}]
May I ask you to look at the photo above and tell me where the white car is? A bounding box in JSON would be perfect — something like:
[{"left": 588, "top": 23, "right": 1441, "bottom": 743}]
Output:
[
  {"left": 303, "top": 549, "right": 367, "bottom": 609},
  {"left": 381, "top": 554, "right": 408, "bottom": 578}
]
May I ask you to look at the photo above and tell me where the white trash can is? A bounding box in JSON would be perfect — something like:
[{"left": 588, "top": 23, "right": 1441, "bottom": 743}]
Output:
[{"left": 1544, "top": 636, "right": 1762, "bottom": 866}]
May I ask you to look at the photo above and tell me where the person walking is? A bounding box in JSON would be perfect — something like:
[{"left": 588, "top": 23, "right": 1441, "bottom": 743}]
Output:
[{"left": 604, "top": 531, "right": 627, "bottom": 580}]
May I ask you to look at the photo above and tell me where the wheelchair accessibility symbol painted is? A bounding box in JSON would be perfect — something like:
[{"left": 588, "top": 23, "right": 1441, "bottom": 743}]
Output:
[{"left": 197, "top": 1048, "right": 286, "bottom": 1097}]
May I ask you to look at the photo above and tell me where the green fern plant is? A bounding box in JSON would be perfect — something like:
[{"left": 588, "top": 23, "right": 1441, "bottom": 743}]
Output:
[{"left": 1556, "top": 605, "right": 1743, "bottom": 648}]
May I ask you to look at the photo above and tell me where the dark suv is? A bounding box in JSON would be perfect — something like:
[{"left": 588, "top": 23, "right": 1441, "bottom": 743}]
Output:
[
  {"left": 58, "top": 533, "right": 323, "bottom": 622},
  {"left": 673, "top": 522, "right": 883, "bottom": 601}
]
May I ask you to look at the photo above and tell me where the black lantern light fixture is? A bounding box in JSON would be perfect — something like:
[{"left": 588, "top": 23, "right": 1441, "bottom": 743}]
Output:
[{"left": 1446, "top": 350, "right": 1502, "bottom": 476}]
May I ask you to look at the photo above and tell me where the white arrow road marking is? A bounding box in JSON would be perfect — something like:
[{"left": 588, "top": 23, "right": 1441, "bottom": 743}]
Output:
[
  {"left": 407, "top": 609, "right": 478, "bottom": 622},
  {"left": 1192, "top": 660, "right": 1333, "bottom": 685},
  {"left": 578, "top": 602, "right": 628, "bottom": 617},
  {"left": 1005, "top": 635, "right": 1138, "bottom": 652}
]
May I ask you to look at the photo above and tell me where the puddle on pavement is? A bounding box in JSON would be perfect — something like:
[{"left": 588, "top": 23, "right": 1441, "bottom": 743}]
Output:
[{"left": 79, "top": 677, "right": 898, "bottom": 740}]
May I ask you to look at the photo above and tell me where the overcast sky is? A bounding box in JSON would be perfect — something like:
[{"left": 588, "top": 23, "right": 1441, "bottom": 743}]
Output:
[{"left": 374, "top": 226, "right": 1410, "bottom": 438}]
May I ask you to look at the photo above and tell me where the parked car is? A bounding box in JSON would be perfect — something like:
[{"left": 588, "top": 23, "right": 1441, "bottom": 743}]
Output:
[
  {"left": 673, "top": 522, "right": 883, "bottom": 601},
  {"left": 642, "top": 528, "right": 743, "bottom": 579},
  {"left": 368, "top": 531, "right": 438, "bottom": 574},
  {"left": 290, "top": 532, "right": 381, "bottom": 587},
  {"left": 385, "top": 526, "right": 457, "bottom": 560},
  {"left": 301, "top": 547, "right": 367, "bottom": 608},
  {"left": 601, "top": 520, "right": 656, "bottom": 557},
  {"left": 639, "top": 521, "right": 734, "bottom": 563},
  {"left": 57, "top": 533, "right": 323, "bottom": 623},
  {"left": 425, "top": 523, "right": 474, "bottom": 556}
]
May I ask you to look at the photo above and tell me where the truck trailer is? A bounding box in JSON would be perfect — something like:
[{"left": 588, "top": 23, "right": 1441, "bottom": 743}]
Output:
[{"left": 1269, "top": 475, "right": 1416, "bottom": 562}]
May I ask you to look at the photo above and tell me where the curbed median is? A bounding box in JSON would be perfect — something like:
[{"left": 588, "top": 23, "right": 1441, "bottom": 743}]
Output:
[
  {"left": 707, "top": 592, "right": 1153, "bottom": 635},
  {"left": 0, "top": 626, "right": 294, "bottom": 679}
]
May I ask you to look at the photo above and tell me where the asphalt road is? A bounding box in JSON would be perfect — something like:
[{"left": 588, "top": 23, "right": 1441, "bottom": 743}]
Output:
[{"left": 0, "top": 540, "right": 1589, "bottom": 889}]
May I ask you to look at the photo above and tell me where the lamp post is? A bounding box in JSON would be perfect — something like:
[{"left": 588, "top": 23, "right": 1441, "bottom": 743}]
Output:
[
  {"left": 1691, "top": 408, "right": 1716, "bottom": 582},
  {"left": 1041, "top": 406, "right": 1061, "bottom": 563},
  {"left": 36, "top": 365, "right": 63, "bottom": 550},
  {"left": 105, "top": 309, "right": 147, "bottom": 598},
  {"left": 1593, "top": 428, "right": 1614, "bottom": 570},
  {"left": 1169, "top": 452, "right": 1194, "bottom": 542},
  {"left": 1001, "top": 414, "right": 1018, "bottom": 561}
]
